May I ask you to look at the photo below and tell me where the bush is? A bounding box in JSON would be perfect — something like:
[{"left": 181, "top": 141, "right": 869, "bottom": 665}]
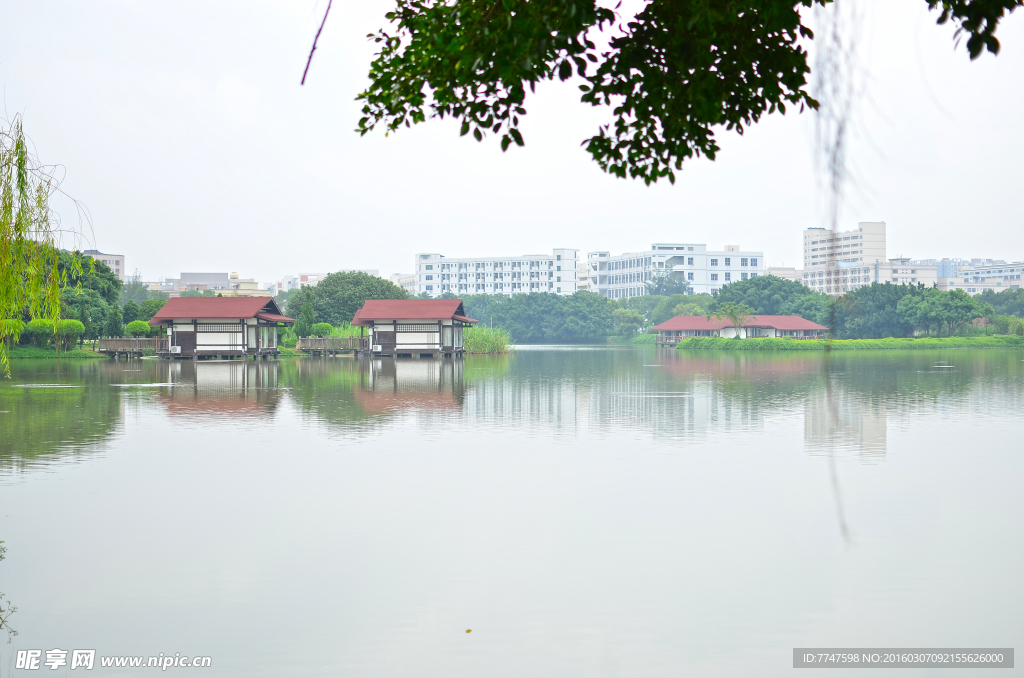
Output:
[
  {"left": 19, "top": 318, "right": 85, "bottom": 349},
  {"left": 310, "top": 322, "right": 333, "bottom": 337},
  {"left": 464, "top": 326, "right": 511, "bottom": 353},
  {"left": 125, "top": 320, "right": 151, "bottom": 337}
]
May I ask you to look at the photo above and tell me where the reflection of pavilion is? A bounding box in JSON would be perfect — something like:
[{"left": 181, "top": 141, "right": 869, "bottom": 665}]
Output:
[
  {"left": 155, "top": 360, "right": 284, "bottom": 417},
  {"left": 804, "top": 388, "right": 887, "bottom": 459},
  {"left": 353, "top": 358, "right": 465, "bottom": 414}
]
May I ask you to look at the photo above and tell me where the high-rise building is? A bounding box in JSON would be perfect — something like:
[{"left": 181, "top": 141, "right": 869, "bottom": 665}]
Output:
[
  {"left": 83, "top": 249, "right": 126, "bottom": 281},
  {"left": 586, "top": 243, "right": 764, "bottom": 298},
  {"left": 803, "top": 221, "right": 887, "bottom": 271},
  {"left": 415, "top": 249, "right": 579, "bottom": 297}
]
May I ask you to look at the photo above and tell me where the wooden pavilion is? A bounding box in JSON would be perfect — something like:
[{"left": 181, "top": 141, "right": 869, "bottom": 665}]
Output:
[
  {"left": 351, "top": 299, "right": 477, "bottom": 357},
  {"left": 148, "top": 297, "right": 293, "bottom": 359}
]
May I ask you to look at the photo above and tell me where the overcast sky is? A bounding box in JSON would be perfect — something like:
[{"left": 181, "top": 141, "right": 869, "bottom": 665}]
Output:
[{"left": 1, "top": 1, "right": 1021, "bottom": 285}]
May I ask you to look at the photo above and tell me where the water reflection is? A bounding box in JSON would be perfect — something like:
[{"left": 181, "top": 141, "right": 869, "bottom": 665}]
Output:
[{"left": 2, "top": 349, "right": 1022, "bottom": 466}]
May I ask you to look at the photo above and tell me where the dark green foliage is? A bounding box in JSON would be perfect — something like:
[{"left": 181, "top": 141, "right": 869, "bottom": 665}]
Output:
[
  {"left": 290, "top": 272, "right": 409, "bottom": 326},
  {"left": 125, "top": 320, "right": 151, "bottom": 337},
  {"left": 104, "top": 304, "right": 123, "bottom": 338},
  {"left": 614, "top": 294, "right": 665, "bottom": 324},
  {"left": 294, "top": 290, "right": 316, "bottom": 338},
  {"left": 137, "top": 299, "right": 166, "bottom": 322},
  {"left": 357, "top": 0, "right": 1021, "bottom": 183},
  {"left": 120, "top": 271, "right": 168, "bottom": 305},
  {"left": 645, "top": 269, "right": 690, "bottom": 296},
  {"left": 613, "top": 307, "right": 645, "bottom": 336},
  {"left": 59, "top": 250, "right": 122, "bottom": 306},
  {"left": 977, "top": 287, "right": 1024, "bottom": 316},
  {"left": 461, "top": 291, "right": 615, "bottom": 343},
  {"left": 715, "top": 274, "right": 819, "bottom": 315},
  {"left": 310, "top": 322, "right": 333, "bottom": 337},
  {"left": 650, "top": 293, "right": 713, "bottom": 326},
  {"left": 122, "top": 300, "right": 140, "bottom": 325}
]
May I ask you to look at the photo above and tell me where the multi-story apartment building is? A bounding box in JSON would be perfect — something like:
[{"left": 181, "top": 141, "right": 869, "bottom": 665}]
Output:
[
  {"left": 803, "top": 257, "right": 937, "bottom": 295},
  {"left": 941, "top": 261, "right": 1023, "bottom": 294},
  {"left": 390, "top": 273, "right": 416, "bottom": 294},
  {"left": 83, "top": 249, "right": 126, "bottom": 281},
  {"left": 414, "top": 249, "right": 579, "bottom": 297},
  {"left": 803, "top": 221, "right": 887, "bottom": 271},
  {"left": 586, "top": 243, "right": 764, "bottom": 298}
]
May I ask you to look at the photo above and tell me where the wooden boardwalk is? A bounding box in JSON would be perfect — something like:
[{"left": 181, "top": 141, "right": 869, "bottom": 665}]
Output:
[
  {"left": 297, "top": 336, "right": 360, "bottom": 356},
  {"left": 97, "top": 338, "right": 168, "bottom": 359}
]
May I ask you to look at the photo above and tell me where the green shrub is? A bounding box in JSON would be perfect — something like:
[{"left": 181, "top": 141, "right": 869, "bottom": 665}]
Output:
[
  {"left": 310, "top": 322, "right": 333, "bottom": 337},
  {"left": 21, "top": 319, "right": 52, "bottom": 346},
  {"left": 125, "top": 320, "right": 151, "bottom": 337},
  {"left": 19, "top": 319, "right": 85, "bottom": 349},
  {"left": 464, "top": 326, "right": 511, "bottom": 353}
]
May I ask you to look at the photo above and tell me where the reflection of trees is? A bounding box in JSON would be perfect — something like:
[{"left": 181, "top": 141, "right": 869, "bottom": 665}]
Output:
[
  {"left": 455, "top": 347, "right": 1024, "bottom": 451},
  {"left": 0, "top": 362, "right": 123, "bottom": 469}
]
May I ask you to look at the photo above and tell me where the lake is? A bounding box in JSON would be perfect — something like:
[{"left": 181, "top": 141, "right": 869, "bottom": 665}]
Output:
[{"left": 1, "top": 347, "right": 1022, "bottom": 676}]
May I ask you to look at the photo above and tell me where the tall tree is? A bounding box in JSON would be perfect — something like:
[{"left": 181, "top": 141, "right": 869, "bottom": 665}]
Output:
[
  {"left": 292, "top": 272, "right": 409, "bottom": 326},
  {"left": 356, "top": 0, "right": 1021, "bottom": 183}
]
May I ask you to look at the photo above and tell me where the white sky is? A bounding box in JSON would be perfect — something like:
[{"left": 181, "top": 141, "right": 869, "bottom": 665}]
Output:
[{"left": 1, "top": 1, "right": 1021, "bottom": 285}]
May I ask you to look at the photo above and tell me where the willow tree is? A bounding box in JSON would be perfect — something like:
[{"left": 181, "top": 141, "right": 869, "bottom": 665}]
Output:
[{"left": 0, "top": 117, "right": 81, "bottom": 376}]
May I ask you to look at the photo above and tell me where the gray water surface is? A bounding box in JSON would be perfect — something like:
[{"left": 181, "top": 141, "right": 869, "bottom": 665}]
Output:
[{"left": 1, "top": 348, "right": 1021, "bottom": 676}]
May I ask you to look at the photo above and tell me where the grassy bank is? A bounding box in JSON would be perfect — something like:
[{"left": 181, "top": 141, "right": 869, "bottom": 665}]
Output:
[
  {"left": 607, "top": 333, "right": 658, "bottom": 345},
  {"left": 8, "top": 345, "right": 106, "bottom": 359},
  {"left": 676, "top": 335, "right": 1024, "bottom": 351},
  {"left": 464, "top": 326, "right": 511, "bottom": 353}
]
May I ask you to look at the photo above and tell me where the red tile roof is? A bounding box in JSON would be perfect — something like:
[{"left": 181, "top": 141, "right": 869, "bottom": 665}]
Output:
[
  {"left": 148, "top": 297, "right": 292, "bottom": 325},
  {"left": 653, "top": 315, "right": 828, "bottom": 332},
  {"left": 351, "top": 299, "right": 478, "bottom": 326}
]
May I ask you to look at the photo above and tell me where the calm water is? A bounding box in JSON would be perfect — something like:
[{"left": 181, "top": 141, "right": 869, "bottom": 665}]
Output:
[{"left": 1, "top": 348, "right": 1022, "bottom": 677}]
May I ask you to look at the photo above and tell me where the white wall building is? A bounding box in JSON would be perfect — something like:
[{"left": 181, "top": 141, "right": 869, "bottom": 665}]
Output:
[
  {"left": 941, "top": 261, "right": 1023, "bottom": 294},
  {"left": 390, "top": 273, "right": 416, "bottom": 294},
  {"left": 415, "top": 249, "right": 579, "bottom": 297},
  {"left": 803, "top": 221, "right": 887, "bottom": 271},
  {"left": 586, "top": 243, "right": 764, "bottom": 298},
  {"left": 803, "top": 257, "right": 937, "bottom": 295},
  {"left": 269, "top": 270, "right": 380, "bottom": 294},
  {"left": 83, "top": 249, "right": 126, "bottom": 281}
]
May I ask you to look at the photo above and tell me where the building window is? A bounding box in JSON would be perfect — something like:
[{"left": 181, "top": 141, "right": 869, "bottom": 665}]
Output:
[
  {"left": 557, "top": 255, "right": 561, "bottom": 261},
  {"left": 425, "top": 265, "right": 433, "bottom": 270},
  {"left": 710, "top": 259, "right": 718, "bottom": 266},
  {"left": 724, "top": 272, "right": 731, "bottom": 281},
  {"left": 425, "top": 275, "right": 433, "bottom": 280},
  {"left": 557, "top": 287, "right": 561, "bottom": 292},
  {"left": 741, "top": 272, "right": 748, "bottom": 280},
  {"left": 557, "top": 276, "right": 561, "bottom": 282},
  {"left": 687, "top": 257, "right": 694, "bottom": 265},
  {"left": 751, "top": 273, "right": 757, "bottom": 278},
  {"left": 750, "top": 258, "right": 758, "bottom": 266},
  {"left": 426, "top": 285, "right": 433, "bottom": 290},
  {"left": 687, "top": 272, "right": 694, "bottom": 280},
  {"left": 724, "top": 258, "right": 731, "bottom": 266},
  {"left": 741, "top": 258, "right": 748, "bottom": 266},
  {"left": 710, "top": 273, "right": 718, "bottom": 281}
]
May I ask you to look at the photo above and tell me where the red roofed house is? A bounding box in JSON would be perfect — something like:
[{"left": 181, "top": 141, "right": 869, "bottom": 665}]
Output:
[
  {"left": 652, "top": 315, "right": 828, "bottom": 345},
  {"left": 148, "top": 297, "right": 293, "bottom": 359},
  {"left": 351, "top": 299, "right": 477, "bottom": 357}
]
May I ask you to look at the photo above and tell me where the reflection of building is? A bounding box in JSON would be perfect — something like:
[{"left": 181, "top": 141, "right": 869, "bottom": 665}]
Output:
[
  {"left": 355, "top": 358, "right": 465, "bottom": 413},
  {"left": 415, "top": 249, "right": 579, "bottom": 297},
  {"left": 587, "top": 243, "right": 765, "bottom": 299},
  {"left": 155, "top": 360, "right": 285, "bottom": 418},
  {"left": 83, "top": 249, "right": 126, "bottom": 281}
]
